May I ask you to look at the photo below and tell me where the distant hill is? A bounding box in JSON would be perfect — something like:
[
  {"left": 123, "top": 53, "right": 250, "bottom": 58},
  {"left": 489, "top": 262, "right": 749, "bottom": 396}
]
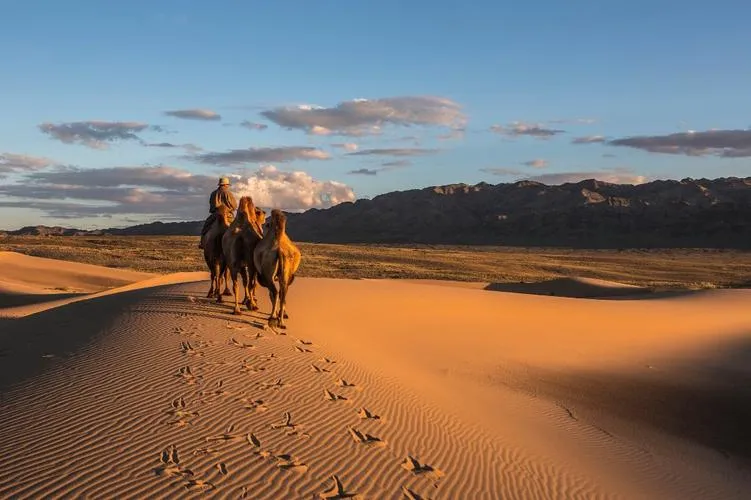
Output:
[{"left": 3, "top": 177, "right": 750, "bottom": 248}]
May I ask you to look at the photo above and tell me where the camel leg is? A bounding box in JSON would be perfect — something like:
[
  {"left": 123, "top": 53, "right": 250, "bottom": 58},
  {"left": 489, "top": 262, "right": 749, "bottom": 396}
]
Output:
[
  {"left": 277, "top": 267, "right": 290, "bottom": 329},
  {"left": 217, "top": 261, "right": 229, "bottom": 302},
  {"left": 207, "top": 267, "right": 215, "bottom": 298},
  {"left": 222, "top": 267, "right": 232, "bottom": 296},
  {"left": 267, "top": 280, "right": 279, "bottom": 327},
  {"left": 240, "top": 268, "right": 252, "bottom": 312},
  {"left": 213, "top": 261, "right": 224, "bottom": 302},
  {"left": 232, "top": 269, "right": 242, "bottom": 315},
  {"left": 246, "top": 270, "right": 259, "bottom": 311}
]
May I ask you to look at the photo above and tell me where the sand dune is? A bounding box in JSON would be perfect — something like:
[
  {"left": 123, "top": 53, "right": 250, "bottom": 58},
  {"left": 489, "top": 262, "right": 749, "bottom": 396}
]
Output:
[{"left": 1, "top": 256, "right": 750, "bottom": 499}]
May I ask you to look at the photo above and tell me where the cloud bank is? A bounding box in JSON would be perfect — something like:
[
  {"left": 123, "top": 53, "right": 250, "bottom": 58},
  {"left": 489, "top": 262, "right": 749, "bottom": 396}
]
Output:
[
  {"left": 0, "top": 165, "right": 354, "bottom": 220},
  {"left": 608, "top": 129, "right": 751, "bottom": 157},
  {"left": 0, "top": 153, "right": 58, "bottom": 176},
  {"left": 261, "top": 96, "right": 465, "bottom": 136},
  {"left": 38, "top": 121, "right": 162, "bottom": 149},
  {"left": 192, "top": 146, "right": 331, "bottom": 165}
]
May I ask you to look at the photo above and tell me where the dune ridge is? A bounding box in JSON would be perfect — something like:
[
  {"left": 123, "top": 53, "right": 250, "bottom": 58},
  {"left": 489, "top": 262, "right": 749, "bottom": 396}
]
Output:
[{"left": 1, "top": 256, "right": 750, "bottom": 498}]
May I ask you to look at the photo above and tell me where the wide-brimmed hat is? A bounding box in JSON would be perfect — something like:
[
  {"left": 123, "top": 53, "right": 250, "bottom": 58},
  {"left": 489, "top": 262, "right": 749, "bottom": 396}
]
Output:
[{"left": 218, "top": 177, "right": 231, "bottom": 186}]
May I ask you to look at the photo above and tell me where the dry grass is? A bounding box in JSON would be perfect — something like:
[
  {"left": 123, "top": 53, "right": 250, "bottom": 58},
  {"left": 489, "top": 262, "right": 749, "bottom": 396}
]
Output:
[{"left": 1, "top": 235, "right": 750, "bottom": 290}]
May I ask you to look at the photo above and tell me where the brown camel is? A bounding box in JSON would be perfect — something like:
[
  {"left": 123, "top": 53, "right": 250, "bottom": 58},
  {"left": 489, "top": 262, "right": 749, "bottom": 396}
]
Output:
[
  {"left": 221, "top": 196, "right": 265, "bottom": 315},
  {"left": 215, "top": 207, "right": 266, "bottom": 300},
  {"left": 202, "top": 205, "right": 233, "bottom": 300},
  {"left": 253, "top": 209, "right": 301, "bottom": 328}
]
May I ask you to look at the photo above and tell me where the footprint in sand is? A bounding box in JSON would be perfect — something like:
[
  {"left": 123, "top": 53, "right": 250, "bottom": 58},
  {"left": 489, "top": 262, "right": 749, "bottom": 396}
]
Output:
[
  {"left": 347, "top": 426, "right": 385, "bottom": 446},
  {"left": 270, "top": 411, "right": 295, "bottom": 430},
  {"left": 225, "top": 321, "right": 247, "bottom": 330},
  {"left": 176, "top": 366, "right": 200, "bottom": 385},
  {"left": 246, "top": 432, "right": 262, "bottom": 449},
  {"left": 230, "top": 337, "right": 255, "bottom": 349},
  {"left": 180, "top": 341, "right": 204, "bottom": 357},
  {"left": 275, "top": 457, "right": 309, "bottom": 472},
  {"left": 357, "top": 408, "right": 380, "bottom": 420},
  {"left": 402, "top": 486, "right": 433, "bottom": 500},
  {"left": 335, "top": 379, "right": 356, "bottom": 388},
  {"left": 324, "top": 389, "right": 347, "bottom": 402},
  {"left": 319, "top": 357, "right": 337, "bottom": 364},
  {"left": 311, "top": 364, "right": 330, "bottom": 373},
  {"left": 247, "top": 433, "right": 309, "bottom": 471},
  {"left": 270, "top": 411, "right": 309, "bottom": 437},
  {"left": 216, "top": 462, "right": 229, "bottom": 476},
  {"left": 205, "top": 424, "right": 244, "bottom": 443},
  {"left": 294, "top": 345, "right": 313, "bottom": 353},
  {"left": 165, "top": 397, "right": 199, "bottom": 418},
  {"left": 318, "top": 475, "right": 358, "bottom": 499},
  {"left": 154, "top": 445, "right": 193, "bottom": 478},
  {"left": 192, "top": 447, "right": 219, "bottom": 457},
  {"left": 184, "top": 479, "right": 216, "bottom": 491},
  {"left": 296, "top": 338, "right": 314, "bottom": 346},
  {"left": 259, "top": 378, "right": 289, "bottom": 390},
  {"left": 238, "top": 397, "right": 268, "bottom": 412},
  {"left": 401, "top": 456, "right": 444, "bottom": 480}
]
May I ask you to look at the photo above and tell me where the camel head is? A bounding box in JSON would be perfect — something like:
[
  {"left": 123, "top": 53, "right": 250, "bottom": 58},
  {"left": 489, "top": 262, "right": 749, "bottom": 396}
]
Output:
[
  {"left": 270, "top": 209, "right": 287, "bottom": 236},
  {"left": 215, "top": 205, "right": 234, "bottom": 228},
  {"left": 255, "top": 208, "right": 267, "bottom": 229},
  {"left": 236, "top": 196, "right": 264, "bottom": 239}
]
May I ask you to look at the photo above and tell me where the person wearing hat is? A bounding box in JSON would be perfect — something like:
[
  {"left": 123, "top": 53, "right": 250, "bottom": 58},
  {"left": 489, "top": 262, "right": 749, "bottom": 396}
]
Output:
[{"left": 198, "top": 177, "right": 238, "bottom": 249}]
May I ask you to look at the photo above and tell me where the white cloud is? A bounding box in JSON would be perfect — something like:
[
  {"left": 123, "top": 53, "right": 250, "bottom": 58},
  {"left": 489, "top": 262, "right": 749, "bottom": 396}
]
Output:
[
  {"left": 232, "top": 165, "right": 355, "bottom": 211},
  {"left": 490, "top": 122, "right": 564, "bottom": 139},
  {"left": 331, "top": 143, "right": 359, "bottom": 152}
]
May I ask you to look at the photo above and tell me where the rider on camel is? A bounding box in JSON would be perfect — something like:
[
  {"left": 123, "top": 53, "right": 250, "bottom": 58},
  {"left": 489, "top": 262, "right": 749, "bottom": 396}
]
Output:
[{"left": 198, "top": 177, "right": 237, "bottom": 249}]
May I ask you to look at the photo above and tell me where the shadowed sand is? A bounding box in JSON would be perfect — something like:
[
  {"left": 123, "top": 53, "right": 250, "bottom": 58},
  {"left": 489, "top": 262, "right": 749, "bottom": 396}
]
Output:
[{"left": 1, "top": 255, "right": 750, "bottom": 499}]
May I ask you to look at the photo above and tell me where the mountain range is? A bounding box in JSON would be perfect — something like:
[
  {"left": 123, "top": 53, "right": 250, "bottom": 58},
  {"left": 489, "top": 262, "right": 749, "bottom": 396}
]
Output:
[{"left": 3, "top": 177, "right": 750, "bottom": 249}]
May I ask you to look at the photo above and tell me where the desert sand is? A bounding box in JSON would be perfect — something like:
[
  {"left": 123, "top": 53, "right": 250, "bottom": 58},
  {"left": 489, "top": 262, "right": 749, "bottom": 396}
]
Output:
[{"left": 1, "top": 251, "right": 750, "bottom": 499}]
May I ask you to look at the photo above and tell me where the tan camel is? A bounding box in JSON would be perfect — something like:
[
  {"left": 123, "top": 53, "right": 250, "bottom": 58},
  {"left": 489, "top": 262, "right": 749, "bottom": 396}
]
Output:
[
  {"left": 253, "top": 209, "right": 301, "bottom": 328},
  {"left": 202, "top": 205, "right": 233, "bottom": 299},
  {"left": 221, "top": 196, "right": 265, "bottom": 315}
]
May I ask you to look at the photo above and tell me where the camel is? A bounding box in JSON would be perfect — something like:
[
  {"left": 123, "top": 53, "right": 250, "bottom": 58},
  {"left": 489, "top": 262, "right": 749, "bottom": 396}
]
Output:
[
  {"left": 253, "top": 209, "right": 301, "bottom": 329},
  {"left": 221, "top": 196, "right": 265, "bottom": 315},
  {"left": 202, "top": 205, "right": 234, "bottom": 300},
  {"left": 214, "top": 207, "right": 266, "bottom": 301}
]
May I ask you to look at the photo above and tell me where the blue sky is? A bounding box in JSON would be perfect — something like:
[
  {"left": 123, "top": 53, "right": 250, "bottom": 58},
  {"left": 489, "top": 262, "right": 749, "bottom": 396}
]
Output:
[{"left": 1, "top": 0, "right": 750, "bottom": 229}]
